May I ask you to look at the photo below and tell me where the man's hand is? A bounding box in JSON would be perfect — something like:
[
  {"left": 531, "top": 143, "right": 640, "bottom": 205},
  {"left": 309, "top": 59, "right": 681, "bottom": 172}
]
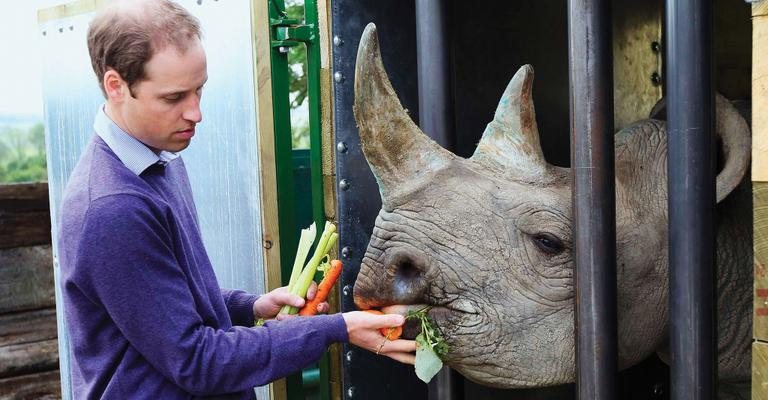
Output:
[
  {"left": 342, "top": 311, "right": 417, "bottom": 364},
  {"left": 253, "top": 282, "right": 330, "bottom": 320}
]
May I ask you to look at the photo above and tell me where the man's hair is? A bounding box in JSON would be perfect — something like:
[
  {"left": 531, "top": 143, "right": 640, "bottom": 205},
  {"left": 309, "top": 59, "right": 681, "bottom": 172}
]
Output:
[{"left": 87, "top": 0, "right": 202, "bottom": 98}]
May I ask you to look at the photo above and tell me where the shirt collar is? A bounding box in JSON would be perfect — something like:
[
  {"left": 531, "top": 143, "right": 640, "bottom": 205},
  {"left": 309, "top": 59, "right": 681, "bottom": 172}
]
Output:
[{"left": 94, "top": 105, "right": 180, "bottom": 175}]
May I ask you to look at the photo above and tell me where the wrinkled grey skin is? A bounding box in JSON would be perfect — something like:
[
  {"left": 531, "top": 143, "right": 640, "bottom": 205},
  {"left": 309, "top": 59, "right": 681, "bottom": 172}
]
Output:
[{"left": 351, "top": 23, "right": 752, "bottom": 397}]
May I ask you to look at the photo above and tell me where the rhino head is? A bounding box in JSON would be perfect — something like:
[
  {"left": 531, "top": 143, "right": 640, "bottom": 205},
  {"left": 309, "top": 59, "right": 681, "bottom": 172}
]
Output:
[{"left": 351, "top": 23, "right": 751, "bottom": 389}]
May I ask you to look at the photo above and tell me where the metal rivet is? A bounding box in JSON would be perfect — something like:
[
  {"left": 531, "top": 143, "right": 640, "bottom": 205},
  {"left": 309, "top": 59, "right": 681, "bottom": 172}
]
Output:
[
  {"left": 341, "top": 246, "right": 351, "bottom": 259},
  {"left": 278, "top": 46, "right": 289, "bottom": 54},
  {"left": 337, "top": 142, "right": 348, "bottom": 153},
  {"left": 650, "top": 72, "right": 662, "bottom": 86},
  {"left": 333, "top": 35, "right": 344, "bottom": 47},
  {"left": 58, "top": 27, "right": 63, "bottom": 33},
  {"left": 197, "top": 0, "right": 203, "bottom": 5},
  {"left": 345, "top": 350, "right": 354, "bottom": 362},
  {"left": 42, "top": 31, "right": 47, "bottom": 36},
  {"left": 339, "top": 179, "right": 350, "bottom": 191},
  {"left": 264, "top": 240, "right": 273, "bottom": 249},
  {"left": 651, "top": 41, "right": 661, "bottom": 53},
  {"left": 334, "top": 72, "right": 344, "bottom": 83},
  {"left": 346, "top": 386, "right": 356, "bottom": 398},
  {"left": 342, "top": 285, "right": 353, "bottom": 296},
  {"left": 651, "top": 383, "right": 663, "bottom": 397},
  {"left": 69, "top": 26, "right": 74, "bottom": 31}
]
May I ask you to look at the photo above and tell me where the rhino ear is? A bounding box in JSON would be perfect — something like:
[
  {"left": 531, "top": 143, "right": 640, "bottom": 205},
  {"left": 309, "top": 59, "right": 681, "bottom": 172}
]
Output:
[
  {"left": 354, "top": 23, "right": 454, "bottom": 206},
  {"left": 470, "top": 65, "right": 550, "bottom": 181}
]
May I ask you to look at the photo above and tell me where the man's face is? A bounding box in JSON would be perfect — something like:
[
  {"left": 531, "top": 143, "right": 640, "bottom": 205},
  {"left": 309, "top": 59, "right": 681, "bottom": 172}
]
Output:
[{"left": 120, "top": 39, "right": 207, "bottom": 153}]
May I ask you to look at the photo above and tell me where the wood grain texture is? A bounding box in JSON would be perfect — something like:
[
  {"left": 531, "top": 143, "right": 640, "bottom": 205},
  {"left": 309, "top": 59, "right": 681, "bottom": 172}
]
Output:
[
  {"left": 0, "top": 246, "right": 54, "bottom": 314},
  {"left": 0, "top": 370, "right": 61, "bottom": 399},
  {"left": 0, "top": 339, "right": 59, "bottom": 379},
  {"left": 0, "top": 183, "right": 51, "bottom": 249},
  {"left": 755, "top": 342, "right": 768, "bottom": 400},
  {"left": 250, "top": 3, "right": 283, "bottom": 400},
  {"left": 754, "top": 9, "right": 768, "bottom": 181},
  {"left": 0, "top": 308, "right": 58, "bottom": 348}
]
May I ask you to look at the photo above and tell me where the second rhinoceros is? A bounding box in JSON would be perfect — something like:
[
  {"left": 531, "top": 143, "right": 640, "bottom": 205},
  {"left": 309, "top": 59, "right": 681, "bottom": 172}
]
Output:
[{"left": 351, "top": 23, "right": 752, "bottom": 397}]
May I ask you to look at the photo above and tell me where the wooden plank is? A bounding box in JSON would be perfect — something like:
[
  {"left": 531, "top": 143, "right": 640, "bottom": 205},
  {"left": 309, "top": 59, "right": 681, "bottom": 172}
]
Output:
[
  {"left": 754, "top": 6, "right": 768, "bottom": 181},
  {"left": 0, "top": 338, "right": 59, "bottom": 379},
  {"left": 0, "top": 308, "right": 57, "bottom": 348},
  {"left": 0, "top": 183, "right": 49, "bottom": 211},
  {"left": 755, "top": 2, "right": 768, "bottom": 18},
  {"left": 612, "top": 0, "right": 663, "bottom": 129},
  {"left": 0, "top": 209, "right": 51, "bottom": 249},
  {"left": 757, "top": 182, "right": 768, "bottom": 339},
  {"left": 755, "top": 341, "right": 768, "bottom": 400},
  {"left": 37, "top": 0, "right": 107, "bottom": 23},
  {"left": 251, "top": 0, "right": 281, "bottom": 293},
  {"left": 0, "top": 183, "right": 51, "bottom": 249},
  {"left": 0, "top": 246, "right": 54, "bottom": 314},
  {"left": 0, "top": 370, "right": 61, "bottom": 399},
  {"left": 250, "top": 2, "right": 284, "bottom": 400}
]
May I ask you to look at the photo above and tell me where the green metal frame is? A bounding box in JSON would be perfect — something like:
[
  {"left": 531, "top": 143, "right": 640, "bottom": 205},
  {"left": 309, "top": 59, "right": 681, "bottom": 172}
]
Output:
[{"left": 267, "top": 1, "right": 328, "bottom": 399}]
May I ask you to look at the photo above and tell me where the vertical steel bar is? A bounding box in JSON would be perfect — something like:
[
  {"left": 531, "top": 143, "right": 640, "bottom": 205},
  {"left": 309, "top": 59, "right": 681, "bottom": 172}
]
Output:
[
  {"left": 415, "top": 0, "right": 453, "bottom": 149},
  {"left": 567, "top": 0, "right": 618, "bottom": 399},
  {"left": 665, "top": 0, "right": 716, "bottom": 398},
  {"left": 415, "top": 2, "right": 460, "bottom": 397}
]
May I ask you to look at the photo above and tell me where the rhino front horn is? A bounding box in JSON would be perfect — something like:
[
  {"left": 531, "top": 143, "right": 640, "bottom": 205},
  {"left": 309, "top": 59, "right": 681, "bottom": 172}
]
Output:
[{"left": 354, "top": 23, "right": 454, "bottom": 209}]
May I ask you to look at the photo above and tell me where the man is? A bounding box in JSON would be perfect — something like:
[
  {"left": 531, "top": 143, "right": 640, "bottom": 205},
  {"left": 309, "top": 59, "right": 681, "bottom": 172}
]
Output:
[{"left": 57, "top": 1, "right": 415, "bottom": 398}]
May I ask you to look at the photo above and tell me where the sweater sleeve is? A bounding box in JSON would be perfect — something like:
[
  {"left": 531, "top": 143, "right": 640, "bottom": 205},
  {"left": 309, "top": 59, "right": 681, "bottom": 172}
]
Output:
[
  {"left": 221, "top": 289, "right": 258, "bottom": 327},
  {"left": 72, "top": 194, "right": 349, "bottom": 396}
]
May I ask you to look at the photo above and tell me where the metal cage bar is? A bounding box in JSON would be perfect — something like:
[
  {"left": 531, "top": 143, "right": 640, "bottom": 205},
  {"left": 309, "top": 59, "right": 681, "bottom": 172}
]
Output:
[
  {"left": 665, "top": 0, "right": 717, "bottom": 398},
  {"left": 567, "top": 0, "right": 618, "bottom": 399},
  {"left": 414, "top": 1, "right": 462, "bottom": 399}
]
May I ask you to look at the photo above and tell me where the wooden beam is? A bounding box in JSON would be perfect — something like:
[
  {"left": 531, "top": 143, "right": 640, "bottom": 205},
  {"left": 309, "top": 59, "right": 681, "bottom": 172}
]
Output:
[
  {"left": 754, "top": 4, "right": 768, "bottom": 399},
  {"left": 0, "top": 308, "right": 58, "bottom": 348},
  {"left": 0, "top": 246, "right": 54, "bottom": 314},
  {"left": 250, "top": 2, "right": 284, "bottom": 400},
  {"left": 754, "top": 2, "right": 768, "bottom": 181},
  {"left": 0, "top": 183, "right": 51, "bottom": 249},
  {"left": 37, "top": 0, "right": 107, "bottom": 23},
  {"left": 0, "top": 370, "right": 61, "bottom": 399},
  {"left": 0, "top": 338, "right": 58, "bottom": 379}
]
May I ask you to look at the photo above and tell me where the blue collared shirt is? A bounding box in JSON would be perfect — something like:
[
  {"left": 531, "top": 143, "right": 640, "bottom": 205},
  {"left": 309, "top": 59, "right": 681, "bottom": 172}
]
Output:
[{"left": 93, "top": 105, "right": 179, "bottom": 175}]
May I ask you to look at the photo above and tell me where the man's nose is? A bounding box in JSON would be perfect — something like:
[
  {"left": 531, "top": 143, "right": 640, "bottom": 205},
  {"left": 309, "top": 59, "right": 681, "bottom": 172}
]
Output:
[{"left": 183, "top": 97, "right": 202, "bottom": 123}]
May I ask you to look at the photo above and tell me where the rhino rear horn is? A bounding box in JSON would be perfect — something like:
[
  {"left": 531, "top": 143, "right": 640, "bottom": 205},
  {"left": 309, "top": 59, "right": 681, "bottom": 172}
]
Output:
[
  {"left": 470, "top": 65, "right": 552, "bottom": 182},
  {"left": 353, "top": 23, "right": 454, "bottom": 207}
]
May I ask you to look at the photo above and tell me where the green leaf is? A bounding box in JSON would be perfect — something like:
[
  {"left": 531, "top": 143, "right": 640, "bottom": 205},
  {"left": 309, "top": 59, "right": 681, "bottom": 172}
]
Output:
[{"left": 415, "top": 339, "right": 443, "bottom": 383}]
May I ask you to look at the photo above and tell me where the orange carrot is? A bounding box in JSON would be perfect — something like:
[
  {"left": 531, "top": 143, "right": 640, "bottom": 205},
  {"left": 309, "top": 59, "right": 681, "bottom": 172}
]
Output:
[
  {"left": 363, "top": 309, "right": 403, "bottom": 340},
  {"left": 298, "top": 259, "right": 343, "bottom": 316}
]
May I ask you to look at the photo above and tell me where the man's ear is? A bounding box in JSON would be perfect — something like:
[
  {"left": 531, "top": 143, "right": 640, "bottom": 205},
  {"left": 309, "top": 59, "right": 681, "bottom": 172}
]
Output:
[{"left": 103, "top": 70, "right": 127, "bottom": 102}]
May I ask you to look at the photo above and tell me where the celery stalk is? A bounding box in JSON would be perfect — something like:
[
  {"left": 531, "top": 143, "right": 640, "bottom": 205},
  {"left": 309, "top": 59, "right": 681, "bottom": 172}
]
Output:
[
  {"left": 279, "top": 221, "right": 337, "bottom": 315},
  {"left": 287, "top": 223, "right": 317, "bottom": 292}
]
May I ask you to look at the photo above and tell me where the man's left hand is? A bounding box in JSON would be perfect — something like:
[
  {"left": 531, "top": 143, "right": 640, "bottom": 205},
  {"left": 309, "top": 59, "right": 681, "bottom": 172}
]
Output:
[{"left": 253, "top": 282, "right": 330, "bottom": 320}]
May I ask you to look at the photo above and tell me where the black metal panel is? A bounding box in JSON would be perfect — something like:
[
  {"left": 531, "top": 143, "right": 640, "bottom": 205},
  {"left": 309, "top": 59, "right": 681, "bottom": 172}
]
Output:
[
  {"left": 331, "top": 1, "right": 426, "bottom": 400},
  {"left": 665, "top": 0, "right": 717, "bottom": 398}
]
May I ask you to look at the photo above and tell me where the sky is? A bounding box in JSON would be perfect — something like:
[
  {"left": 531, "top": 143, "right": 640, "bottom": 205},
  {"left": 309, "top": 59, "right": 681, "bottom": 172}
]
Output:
[{"left": 0, "top": 1, "right": 69, "bottom": 117}]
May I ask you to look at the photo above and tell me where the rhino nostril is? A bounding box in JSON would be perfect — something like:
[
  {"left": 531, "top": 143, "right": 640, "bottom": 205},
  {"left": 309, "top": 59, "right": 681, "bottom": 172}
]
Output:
[{"left": 396, "top": 259, "right": 421, "bottom": 280}]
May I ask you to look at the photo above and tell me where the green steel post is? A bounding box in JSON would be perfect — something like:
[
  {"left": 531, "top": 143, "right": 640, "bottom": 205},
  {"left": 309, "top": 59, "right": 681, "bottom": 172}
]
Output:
[
  {"left": 303, "top": 0, "right": 325, "bottom": 233},
  {"left": 267, "top": 0, "right": 328, "bottom": 399}
]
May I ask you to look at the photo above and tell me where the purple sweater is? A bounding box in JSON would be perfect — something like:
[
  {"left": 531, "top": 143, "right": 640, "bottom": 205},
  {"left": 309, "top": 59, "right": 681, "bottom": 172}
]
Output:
[{"left": 58, "top": 136, "right": 348, "bottom": 399}]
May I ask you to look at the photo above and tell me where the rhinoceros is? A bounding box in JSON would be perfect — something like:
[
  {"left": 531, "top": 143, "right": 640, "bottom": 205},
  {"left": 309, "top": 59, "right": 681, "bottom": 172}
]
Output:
[{"left": 351, "top": 23, "right": 752, "bottom": 397}]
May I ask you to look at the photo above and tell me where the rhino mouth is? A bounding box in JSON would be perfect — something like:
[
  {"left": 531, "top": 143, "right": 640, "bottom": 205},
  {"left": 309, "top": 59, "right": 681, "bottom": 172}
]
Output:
[{"left": 379, "top": 303, "right": 472, "bottom": 340}]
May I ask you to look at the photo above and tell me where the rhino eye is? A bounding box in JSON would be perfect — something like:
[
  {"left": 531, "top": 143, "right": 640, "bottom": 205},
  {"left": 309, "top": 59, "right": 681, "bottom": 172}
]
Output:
[{"left": 531, "top": 233, "right": 565, "bottom": 255}]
